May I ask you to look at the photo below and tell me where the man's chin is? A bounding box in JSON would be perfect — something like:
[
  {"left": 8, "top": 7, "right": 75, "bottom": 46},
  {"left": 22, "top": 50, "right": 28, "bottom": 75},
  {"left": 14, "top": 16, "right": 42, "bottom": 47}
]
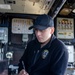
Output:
[
  {"left": 37, "top": 39, "right": 47, "bottom": 44},
  {"left": 39, "top": 41, "right": 45, "bottom": 44}
]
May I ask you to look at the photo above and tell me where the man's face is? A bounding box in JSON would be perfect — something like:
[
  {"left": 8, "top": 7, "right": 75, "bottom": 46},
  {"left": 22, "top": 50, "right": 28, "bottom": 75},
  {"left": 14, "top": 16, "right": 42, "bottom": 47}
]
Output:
[{"left": 34, "top": 27, "right": 54, "bottom": 43}]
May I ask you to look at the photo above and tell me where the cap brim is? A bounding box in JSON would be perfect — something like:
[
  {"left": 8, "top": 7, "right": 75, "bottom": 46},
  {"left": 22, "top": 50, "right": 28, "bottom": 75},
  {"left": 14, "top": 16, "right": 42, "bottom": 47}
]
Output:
[
  {"left": 29, "top": 25, "right": 48, "bottom": 30},
  {"left": 29, "top": 26, "right": 33, "bottom": 30}
]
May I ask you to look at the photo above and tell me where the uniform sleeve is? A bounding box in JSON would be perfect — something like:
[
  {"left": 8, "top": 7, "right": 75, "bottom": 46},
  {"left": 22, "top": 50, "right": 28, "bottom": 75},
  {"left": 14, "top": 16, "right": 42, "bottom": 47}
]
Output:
[
  {"left": 18, "top": 43, "right": 29, "bottom": 73},
  {"left": 50, "top": 47, "right": 68, "bottom": 75}
]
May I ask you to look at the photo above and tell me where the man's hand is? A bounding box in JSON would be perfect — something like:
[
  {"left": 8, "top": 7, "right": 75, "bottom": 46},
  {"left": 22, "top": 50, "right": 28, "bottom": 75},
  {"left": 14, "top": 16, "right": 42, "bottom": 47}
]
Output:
[{"left": 18, "top": 69, "right": 29, "bottom": 75}]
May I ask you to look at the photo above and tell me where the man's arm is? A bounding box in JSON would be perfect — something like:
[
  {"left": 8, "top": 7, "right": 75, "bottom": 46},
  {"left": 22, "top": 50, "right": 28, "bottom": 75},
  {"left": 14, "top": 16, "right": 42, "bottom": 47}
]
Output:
[
  {"left": 18, "top": 43, "right": 30, "bottom": 74},
  {"left": 50, "top": 47, "right": 68, "bottom": 75}
]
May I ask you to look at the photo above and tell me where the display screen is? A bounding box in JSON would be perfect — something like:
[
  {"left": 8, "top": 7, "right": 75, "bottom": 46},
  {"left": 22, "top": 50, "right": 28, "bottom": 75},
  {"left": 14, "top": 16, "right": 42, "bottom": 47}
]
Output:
[
  {"left": 0, "top": 30, "right": 4, "bottom": 40},
  {"left": 0, "top": 27, "right": 8, "bottom": 43}
]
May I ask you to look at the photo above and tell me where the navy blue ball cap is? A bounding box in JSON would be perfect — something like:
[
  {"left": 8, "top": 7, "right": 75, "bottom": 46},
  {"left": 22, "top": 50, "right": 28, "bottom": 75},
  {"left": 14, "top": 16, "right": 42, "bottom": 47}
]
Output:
[{"left": 29, "top": 14, "right": 54, "bottom": 30}]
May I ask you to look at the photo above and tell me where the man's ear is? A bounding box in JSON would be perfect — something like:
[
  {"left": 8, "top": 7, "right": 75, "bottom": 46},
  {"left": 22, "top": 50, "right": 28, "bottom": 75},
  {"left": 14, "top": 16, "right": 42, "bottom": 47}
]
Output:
[{"left": 50, "top": 27, "right": 55, "bottom": 34}]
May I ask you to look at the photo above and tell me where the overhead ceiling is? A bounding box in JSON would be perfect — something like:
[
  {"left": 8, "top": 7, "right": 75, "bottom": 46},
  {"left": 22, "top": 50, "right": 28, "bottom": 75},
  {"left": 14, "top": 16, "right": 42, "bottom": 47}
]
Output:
[
  {"left": 0, "top": 0, "right": 74, "bottom": 18},
  {"left": 0, "top": 0, "right": 68, "bottom": 18},
  {"left": 59, "top": 0, "right": 75, "bottom": 16},
  {"left": 0, "top": 0, "right": 55, "bottom": 14}
]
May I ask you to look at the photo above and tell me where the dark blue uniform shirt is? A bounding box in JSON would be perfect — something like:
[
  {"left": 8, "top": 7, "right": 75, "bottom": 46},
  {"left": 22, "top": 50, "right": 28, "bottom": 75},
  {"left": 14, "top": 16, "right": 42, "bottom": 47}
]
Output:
[{"left": 18, "top": 35, "right": 68, "bottom": 75}]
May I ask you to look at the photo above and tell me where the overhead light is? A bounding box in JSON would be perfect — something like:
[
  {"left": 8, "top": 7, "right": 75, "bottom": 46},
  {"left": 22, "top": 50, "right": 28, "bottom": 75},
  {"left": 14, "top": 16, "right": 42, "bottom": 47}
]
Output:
[
  {"left": 72, "top": 3, "right": 75, "bottom": 13},
  {"left": 59, "top": 8, "right": 72, "bottom": 15},
  {"left": 0, "top": 4, "right": 11, "bottom": 9},
  {"left": 72, "top": 9, "right": 75, "bottom": 13}
]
